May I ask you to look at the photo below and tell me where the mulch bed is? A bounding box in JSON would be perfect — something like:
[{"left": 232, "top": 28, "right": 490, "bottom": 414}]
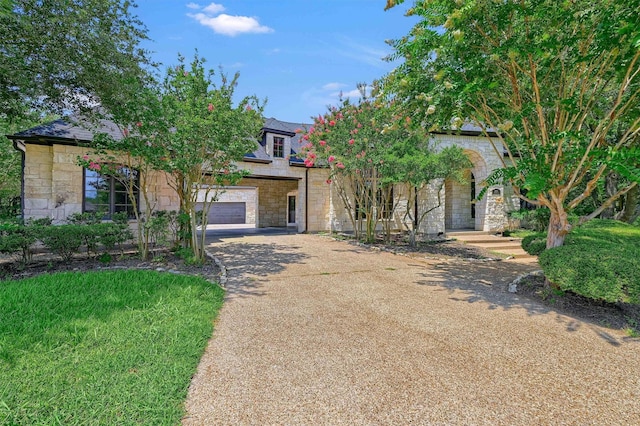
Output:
[{"left": 0, "top": 249, "right": 220, "bottom": 283}]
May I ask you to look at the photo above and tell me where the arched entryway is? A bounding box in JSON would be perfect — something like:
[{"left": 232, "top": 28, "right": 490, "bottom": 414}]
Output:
[{"left": 445, "top": 150, "right": 487, "bottom": 230}]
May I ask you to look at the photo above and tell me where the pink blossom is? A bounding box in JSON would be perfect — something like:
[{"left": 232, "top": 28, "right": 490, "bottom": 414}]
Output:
[
  {"left": 329, "top": 120, "right": 336, "bottom": 126},
  {"left": 336, "top": 162, "right": 345, "bottom": 169},
  {"left": 123, "top": 128, "right": 129, "bottom": 136},
  {"left": 351, "top": 129, "right": 359, "bottom": 135},
  {"left": 348, "top": 138, "right": 355, "bottom": 145},
  {"left": 208, "top": 103, "right": 214, "bottom": 112},
  {"left": 357, "top": 123, "right": 362, "bottom": 128},
  {"left": 294, "top": 128, "right": 303, "bottom": 133},
  {"left": 328, "top": 155, "right": 335, "bottom": 163},
  {"left": 246, "top": 105, "right": 253, "bottom": 111},
  {"left": 309, "top": 127, "right": 315, "bottom": 134},
  {"left": 136, "top": 121, "right": 142, "bottom": 127},
  {"left": 309, "top": 153, "right": 316, "bottom": 159},
  {"left": 337, "top": 112, "right": 343, "bottom": 119},
  {"left": 302, "top": 134, "right": 309, "bottom": 141},
  {"left": 319, "top": 140, "right": 326, "bottom": 146},
  {"left": 89, "top": 162, "right": 101, "bottom": 171},
  {"left": 82, "top": 155, "right": 89, "bottom": 160}
]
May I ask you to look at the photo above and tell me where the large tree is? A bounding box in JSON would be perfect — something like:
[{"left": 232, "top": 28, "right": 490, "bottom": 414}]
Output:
[
  {"left": 153, "top": 55, "right": 264, "bottom": 261},
  {"left": 1, "top": 0, "right": 152, "bottom": 120},
  {"left": 300, "top": 85, "right": 469, "bottom": 244},
  {"left": 385, "top": 0, "right": 640, "bottom": 248}
]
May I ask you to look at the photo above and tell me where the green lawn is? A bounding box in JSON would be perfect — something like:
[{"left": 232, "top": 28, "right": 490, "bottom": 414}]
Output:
[
  {"left": 539, "top": 219, "right": 640, "bottom": 303},
  {"left": 0, "top": 270, "right": 224, "bottom": 425}
]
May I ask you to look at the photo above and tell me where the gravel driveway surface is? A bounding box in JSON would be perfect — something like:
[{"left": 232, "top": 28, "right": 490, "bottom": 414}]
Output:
[{"left": 183, "top": 234, "right": 640, "bottom": 425}]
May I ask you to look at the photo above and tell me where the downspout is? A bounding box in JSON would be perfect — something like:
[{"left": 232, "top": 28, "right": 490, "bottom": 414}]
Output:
[
  {"left": 12, "top": 139, "right": 26, "bottom": 221},
  {"left": 305, "top": 167, "right": 309, "bottom": 233}
]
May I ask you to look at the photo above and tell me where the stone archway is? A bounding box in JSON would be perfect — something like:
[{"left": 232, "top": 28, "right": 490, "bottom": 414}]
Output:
[{"left": 445, "top": 150, "right": 488, "bottom": 230}]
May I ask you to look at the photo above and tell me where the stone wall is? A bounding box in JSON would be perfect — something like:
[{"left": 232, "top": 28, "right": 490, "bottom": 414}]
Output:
[
  {"left": 22, "top": 143, "right": 179, "bottom": 222},
  {"left": 240, "top": 177, "right": 298, "bottom": 227}
]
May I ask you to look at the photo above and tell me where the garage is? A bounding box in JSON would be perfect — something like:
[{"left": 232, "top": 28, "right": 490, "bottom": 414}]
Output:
[{"left": 197, "top": 202, "right": 246, "bottom": 224}]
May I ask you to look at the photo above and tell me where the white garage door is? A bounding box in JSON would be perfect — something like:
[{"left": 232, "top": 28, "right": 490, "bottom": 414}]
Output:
[{"left": 197, "top": 202, "right": 246, "bottom": 224}]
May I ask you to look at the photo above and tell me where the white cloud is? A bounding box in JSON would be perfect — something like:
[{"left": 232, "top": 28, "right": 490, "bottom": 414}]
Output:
[
  {"left": 202, "top": 2, "right": 225, "bottom": 14},
  {"left": 340, "top": 89, "right": 363, "bottom": 99},
  {"left": 187, "top": 3, "right": 273, "bottom": 37},
  {"left": 322, "top": 82, "right": 346, "bottom": 91},
  {"left": 301, "top": 83, "right": 366, "bottom": 114},
  {"left": 186, "top": 2, "right": 201, "bottom": 9}
]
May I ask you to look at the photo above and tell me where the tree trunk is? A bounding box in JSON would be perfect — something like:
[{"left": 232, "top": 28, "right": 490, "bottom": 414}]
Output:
[
  {"left": 544, "top": 209, "right": 572, "bottom": 289},
  {"left": 546, "top": 209, "right": 571, "bottom": 249},
  {"left": 620, "top": 185, "right": 639, "bottom": 223},
  {"left": 600, "top": 172, "right": 618, "bottom": 219}
]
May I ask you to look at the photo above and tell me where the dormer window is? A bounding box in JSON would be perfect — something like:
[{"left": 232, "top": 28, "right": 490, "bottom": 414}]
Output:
[{"left": 273, "top": 136, "right": 284, "bottom": 158}]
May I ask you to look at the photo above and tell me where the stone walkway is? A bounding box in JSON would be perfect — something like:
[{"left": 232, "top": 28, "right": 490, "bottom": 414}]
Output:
[{"left": 183, "top": 233, "right": 640, "bottom": 425}]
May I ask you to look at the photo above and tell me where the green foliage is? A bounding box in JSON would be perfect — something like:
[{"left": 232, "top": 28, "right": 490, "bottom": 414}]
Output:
[
  {"left": 40, "top": 225, "right": 86, "bottom": 262},
  {"left": 94, "top": 222, "right": 133, "bottom": 253},
  {"left": 0, "top": 222, "right": 37, "bottom": 263},
  {"left": 521, "top": 233, "right": 547, "bottom": 256},
  {"left": 299, "top": 89, "right": 471, "bottom": 243},
  {"left": 539, "top": 220, "right": 640, "bottom": 303},
  {"left": 508, "top": 208, "right": 551, "bottom": 232},
  {"left": 386, "top": 0, "right": 640, "bottom": 248},
  {"left": 0, "top": 270, "right": 224, "bottom": 424},
  {"left": 146, "top": 210, "right": 179, "bottom": 249},
  {"left": 1, "top": 0, "right": 152, "bottom": 119}
]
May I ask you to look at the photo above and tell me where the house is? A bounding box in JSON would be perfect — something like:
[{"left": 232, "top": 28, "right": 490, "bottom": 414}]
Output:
[{"left": 6, "top": 117, "right": 517, "bottom": 235}]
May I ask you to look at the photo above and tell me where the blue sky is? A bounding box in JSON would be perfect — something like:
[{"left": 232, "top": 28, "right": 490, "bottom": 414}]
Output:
[{"left": 133, "top": 0, "right": 418, "bottom": 124}]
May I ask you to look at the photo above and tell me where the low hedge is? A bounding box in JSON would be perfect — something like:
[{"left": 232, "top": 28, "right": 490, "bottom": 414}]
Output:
[
  {"left": 0, "top": 220, "right": 132, "bottom": 263},
  {"left": 521, "top": 233, "right": 547, "bottom": 255},
  {"left": 539, "top": 220, "right": 640, "bottom": 304}
]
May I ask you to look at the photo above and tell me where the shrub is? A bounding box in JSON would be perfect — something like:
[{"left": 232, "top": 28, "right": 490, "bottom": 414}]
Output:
[
  {"left": 0, "top": 222, "right": 39, "bottom": 263},
  {"left": 67, "top": 211, "right": 103, "bottom": 225},
  {"left": 508, "top": 208, "right": 550, "bottom": 231},
  {"left": 539, "top": 220, "right": 640, "bottom": 303},
  {"left": 95, "top": 222, "right": 133, "bottom": 252},
  {"left": 146, "top": 211, "right": 171, "bottom": 249},
  {"left": 40, "top": 224, "right": 86, "bottom": 262},
  {"left": 521, "top": 233, "right": 547, "bottom": 255}
]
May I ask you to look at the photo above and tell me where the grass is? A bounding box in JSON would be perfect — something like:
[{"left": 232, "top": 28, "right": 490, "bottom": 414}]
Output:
[
  {"left": 0, "top": 270, "right": 224, "bottom": 425},
  {"left": 539, "top": 219, "right": 640, "bottom": 303}
]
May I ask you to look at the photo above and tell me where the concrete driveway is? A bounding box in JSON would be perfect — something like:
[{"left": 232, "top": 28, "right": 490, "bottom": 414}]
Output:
[{"left": 184, "top": 233, "right": 640, "bottom": 425}]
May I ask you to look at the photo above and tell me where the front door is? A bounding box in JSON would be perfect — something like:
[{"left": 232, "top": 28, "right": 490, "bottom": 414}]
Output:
[{"left": 288, "top": 196, "right": 296, "bottom": 224}]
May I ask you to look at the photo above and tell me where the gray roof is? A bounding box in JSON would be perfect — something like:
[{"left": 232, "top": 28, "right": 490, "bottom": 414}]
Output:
[
  {"left": 263, "top": 117, "right": 311, "bottom": 162},
  {"left": 6, "top": 116, "right": 315, "bottom": 163},
  {"left": 7, "top": 117, "right": 124, "bottom": 143}
]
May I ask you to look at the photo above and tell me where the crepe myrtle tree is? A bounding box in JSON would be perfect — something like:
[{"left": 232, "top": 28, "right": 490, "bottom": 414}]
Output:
[
  {"left": 157, "top": 54, "right": 264, "bottom": 261},
  {"left": 385, "top": 0, "right": 640, "bottom": 249},
  {"left": 78, "top": 109, "right": 166, "bottom": 260},
  {"left": 80, "top": 54, "right": 264, "bottom": 261},
  {"left": 299, "top": 84, "right": 469, "bottom": 244}
]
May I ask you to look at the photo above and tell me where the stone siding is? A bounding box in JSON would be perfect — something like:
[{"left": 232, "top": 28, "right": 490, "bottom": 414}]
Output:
[{"left": 22, "top": 144, "right": 179, "bottom": 222}]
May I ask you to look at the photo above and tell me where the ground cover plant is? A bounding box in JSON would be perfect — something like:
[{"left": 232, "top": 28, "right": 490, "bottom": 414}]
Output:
[
  {"left": 539, "top": 220, "right": 640, "bottom": 304},
  {"left": 0, "top": 270, "right": 224, "bottom": 425}
]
